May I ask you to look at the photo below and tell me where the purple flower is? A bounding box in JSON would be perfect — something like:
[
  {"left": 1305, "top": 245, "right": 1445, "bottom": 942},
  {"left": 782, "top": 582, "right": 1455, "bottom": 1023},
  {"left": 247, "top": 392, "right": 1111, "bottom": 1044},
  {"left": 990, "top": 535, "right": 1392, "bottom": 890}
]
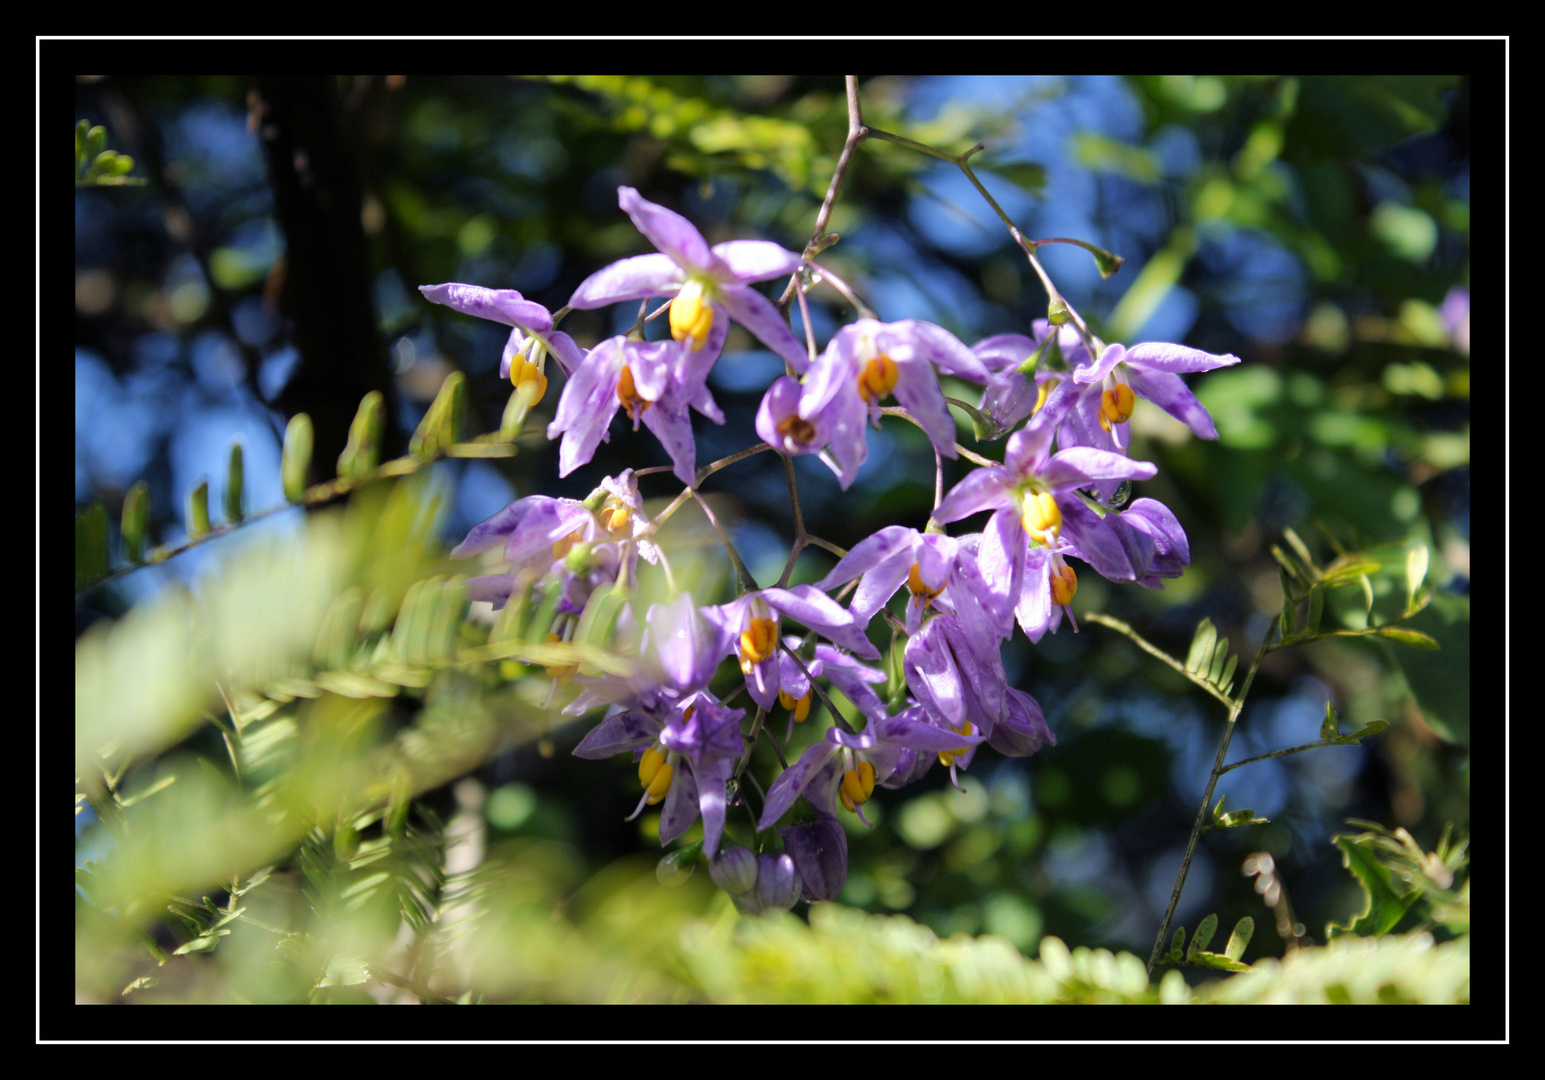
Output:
[
  {"left": 754, "top": 374, "right": 866, "bottom": 489},
  {"left": 1065, "top": 335, "right": 1241, "bottom": 453},
  {"left": 418, "top": 283, "right": 585, "bottom": 394},
  {"left": 971, "top": 327, "right": 1067, "bottom": 437},
  {"left": 451, "top": 470, "right": 658, "bottom": 611},
  {"left": 935, "top": 408, "right": 1164, "bottom": 640},
  {"left": 573, "top": 693, "right": 745, "bottom": 858},
  {"left": 986, "top": 687, "right": 1056, "bottom": 758},
  {"left": 703, "top": 586, "right": 880, "bottom": 711},
  {"left": 794, "top": 319, "right": 992, "bottom": 488},
  {"left": 902, "top": 586, "right": 1010, "bottom": 741},
  {"left": 569, "top": 186, "right": 810, "bottom": 372},
  {"left": 815, "top": 526, "right": 959, "bottom": 635},
  {"left": 757, "top": 710, "right": 982, "bottom": 828},
  {"left": 780, "top": 815, "right": 848, "bottom": 903},
  {"left": 546, "top": 335, "right": 722, "bottom": 487}
]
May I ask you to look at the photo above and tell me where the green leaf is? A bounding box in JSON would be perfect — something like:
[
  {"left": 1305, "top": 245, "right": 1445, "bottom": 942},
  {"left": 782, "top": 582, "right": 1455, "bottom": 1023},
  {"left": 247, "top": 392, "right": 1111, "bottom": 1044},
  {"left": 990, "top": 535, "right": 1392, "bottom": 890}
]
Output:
[
  {"left": 1208, "top": 637, "right": 1229, "bottom": 684},
  {"left": 1321, "top": 700, "right": 1340, "bottom": 740},
  {"left": 118, "top": 773, "right": 177, "bottom": 808},
  {"left": 1279, "top": 567, "right": 1296, "bottom": 639},
  {"left": 1186, "top": 618, "right": 1217, "bottom": 674},
  {"left": 282, "top": 413, "right": 314, "bottom": 503},
  {"left": 1283, "top": 527, "right": 1316, "bottom": 574},
  {"left": 225, "top": 442, "right": 245, "bottom": 524},
  {"left": 410, "top": 371, "right": 466, "bottom": 460},
  {"left": 1327, "top": 832, "right": 1414, "bottom": 939},
  {"left": 172, "top": 929, "right": 230, "bottom": 956},
  {"left": 187, "top": 479, "right": 211, "bottom": 539},
  {"left": 1305, "top": 583, "right": 1324, "bottom": 634},
  {"left": 76, "top": 501, "right": 110, "bottom": 589},
  {"left": 1218, "top": 653, "right": 1238, "bottom": 696},
  {"left": 121, "top": 480, "right": 150, "bottom": 565},
  {"left": 1225, "top": 917, "right": 1254, "bottom": 962},
  {"left": 1374, "top": 626, "right": 1440, "bottom": 650},
  {"left": 338, "top": 391, "right": 386, "bottom": 481},
  {"left": 1169, "top": 927, "right": 1185, "bottom": 958},
  {"left": 121, "top": 975, "right": 159, "bottom": 996},
  {"left": 1322, "top": 558, "right": 1382, "bottom": 587},
  {"left": 1335, "top": 719, "right": 1389, "bottom": 745},
  {"left": 316, "top": 954, "right": 371, "bottom": 988},
  {"left": 1405, "top": 544, "right": 1429, "bottom": 614},
  {"left": 1188, "top": 913, "right": 1218, "bottom": 959}
]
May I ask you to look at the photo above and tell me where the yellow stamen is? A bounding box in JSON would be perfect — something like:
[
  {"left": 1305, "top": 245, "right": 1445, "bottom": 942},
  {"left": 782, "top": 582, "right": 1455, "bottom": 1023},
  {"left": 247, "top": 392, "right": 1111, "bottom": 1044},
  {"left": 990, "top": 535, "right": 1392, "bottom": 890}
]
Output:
[
  {"left": 776, "top": 413, "right": 816, "bottom": 445},
  {"left": 778, "top": 688, "right": 812, "bottom": 723},
  {"left": 857, "top": 353, "right": 899, "bottom": 404},
  {"left": 1021, "top": 491, "right": 1062, "bottom": 541},
  {"left": 839, "top": 760, "right": 877, "bottom": 813},
  {"left": 1032, "top": 376, "right": 1059, "bottom": 416},
  {"left": 638, "top": 746, "right": 672, "bottom": 805},
  {"left": 1050, "top": 562, "right": 1078, "bottom": 606},
  {"left": 670, "top": 280, "right": 714, "bottom": 352},
  {"left": 937, "top": 722, "right": 975, "bottom": 767},
  {"left": 510, "top": 355, "right": 548, "bottom": 401},
  {"left": 617, "top": 365, "right": 653, "bottom": 423},
  {"left": 907, "top": 561, "right": 946, "bottom": 603},
  {"left": 738, "top": 616, "right": 779, "bottom": 675},
  {"left": 598, "top": 499, "right": 631, "bottom": 535},
  {"left": 1099, "top": 383, "right": 1135, "bottom": 432}
]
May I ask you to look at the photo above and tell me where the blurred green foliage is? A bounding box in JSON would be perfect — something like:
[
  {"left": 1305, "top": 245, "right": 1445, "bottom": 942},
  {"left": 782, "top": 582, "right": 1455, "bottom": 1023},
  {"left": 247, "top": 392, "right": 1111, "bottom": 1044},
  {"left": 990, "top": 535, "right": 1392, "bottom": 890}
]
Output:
[{"left": 75, "top": 73, "right": 1471, "bottom": 1006}]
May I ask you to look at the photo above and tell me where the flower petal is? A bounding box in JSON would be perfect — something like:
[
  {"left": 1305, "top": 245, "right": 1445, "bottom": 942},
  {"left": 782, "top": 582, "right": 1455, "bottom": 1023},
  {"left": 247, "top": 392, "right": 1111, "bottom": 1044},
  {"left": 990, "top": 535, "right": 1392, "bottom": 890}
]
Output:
[
  {"left": 711, "top": 239, "right": 804, "bottom": 282},
  {"left": 419, "top": 283, "right": 552, "bottom": 333},
  {"left": 569, "top": 253, "right": 684, "bottom": 309},
  {"left": 619, "top": 186, "right": 725, "bottom": 275},
  {"left": 716, "top": 285, "right": 811, "bottom": 373}
]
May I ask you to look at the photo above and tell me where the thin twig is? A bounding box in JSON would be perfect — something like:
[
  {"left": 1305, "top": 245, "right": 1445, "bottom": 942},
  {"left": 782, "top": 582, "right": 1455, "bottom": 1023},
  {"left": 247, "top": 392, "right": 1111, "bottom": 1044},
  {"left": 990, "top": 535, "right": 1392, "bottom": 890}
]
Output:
[
  {"left": 1144, "top": 625, "right": 1275, "bottom": 977},
  {"left": 1083, "top": 612, "right": 1235, "bottom": 710},
  {"left": 691, "top": 489, "right": 756, "bottom": 594}
]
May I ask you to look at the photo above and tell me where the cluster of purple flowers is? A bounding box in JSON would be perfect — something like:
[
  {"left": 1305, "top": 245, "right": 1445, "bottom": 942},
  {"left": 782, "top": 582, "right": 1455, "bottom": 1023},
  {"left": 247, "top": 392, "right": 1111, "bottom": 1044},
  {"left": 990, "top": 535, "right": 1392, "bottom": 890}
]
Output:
[{"left": 423, "top": 187, "right": 1239, "bottom": 913}]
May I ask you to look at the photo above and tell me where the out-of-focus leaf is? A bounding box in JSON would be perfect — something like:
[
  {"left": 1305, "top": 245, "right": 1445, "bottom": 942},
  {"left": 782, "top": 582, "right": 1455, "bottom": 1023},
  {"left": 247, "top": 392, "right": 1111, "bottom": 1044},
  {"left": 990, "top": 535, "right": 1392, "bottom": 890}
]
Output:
[
  {"left": 76, "top": 501, "right": 110, "bottom": 589},
  {"left": 282, "top": 414, "right": 314, "bottom": 503},
  {"left": 1374, "top": 626, "right": 1439, "bottom": 649}
]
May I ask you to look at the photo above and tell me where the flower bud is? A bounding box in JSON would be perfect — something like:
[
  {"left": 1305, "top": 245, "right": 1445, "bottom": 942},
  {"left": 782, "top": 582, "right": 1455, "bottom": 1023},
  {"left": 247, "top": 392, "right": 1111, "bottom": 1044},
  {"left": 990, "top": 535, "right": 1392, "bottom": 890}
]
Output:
[
  {"left": 709, "top": 843, "right": 759, "bottom": 897},
  {"left": 752, "top": 853, "right": 802, "bottom": 914},
  {"left": 780, "top": 816, "right": 848, "bottom": 903}
]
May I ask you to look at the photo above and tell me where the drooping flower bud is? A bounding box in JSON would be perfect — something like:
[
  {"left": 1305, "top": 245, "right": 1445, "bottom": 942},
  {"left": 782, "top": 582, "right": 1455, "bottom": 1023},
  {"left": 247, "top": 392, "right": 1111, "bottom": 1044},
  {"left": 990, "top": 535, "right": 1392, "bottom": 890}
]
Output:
[
  {"left": 781, "top": 816, "right": 848, "bottom": 903},
  {"left": 751, "top": 853, "right": 802, "bottom": 915},
  {"left": 709, "top": 843, "right": 759, "bottom": 897}
]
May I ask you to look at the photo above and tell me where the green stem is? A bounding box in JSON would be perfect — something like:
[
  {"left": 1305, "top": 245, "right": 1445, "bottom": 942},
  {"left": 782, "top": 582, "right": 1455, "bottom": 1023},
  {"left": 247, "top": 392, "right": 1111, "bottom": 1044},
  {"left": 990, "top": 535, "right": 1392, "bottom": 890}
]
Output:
[{"left": 1145, "top": 625, "right": 1275, "bottom": 978}]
